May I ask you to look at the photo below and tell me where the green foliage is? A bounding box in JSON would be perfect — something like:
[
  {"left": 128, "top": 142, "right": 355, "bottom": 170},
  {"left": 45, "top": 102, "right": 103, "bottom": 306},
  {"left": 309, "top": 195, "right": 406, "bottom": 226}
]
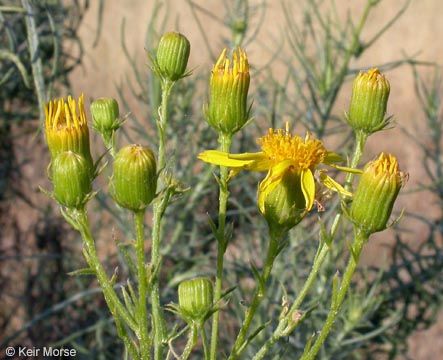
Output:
[{"left": 2, "top": 0, "right": 443, "bottom": 359}]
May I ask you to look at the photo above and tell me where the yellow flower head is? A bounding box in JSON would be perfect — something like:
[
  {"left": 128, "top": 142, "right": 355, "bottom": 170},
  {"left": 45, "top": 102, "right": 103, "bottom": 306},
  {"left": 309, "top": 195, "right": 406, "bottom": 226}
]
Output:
[
  {"left": 350, "top": 152, "right": 406, "bottom": 234},
  {"left": 258, "top": 129, "right": 327, "bottom": 169},
  {"left": 199, "top": 125, "right": 358, "bottom": 227},
  {"left": 206, "top": 48, "right": 251, "bottom": 135},
  {"left": 212, "top": 48, "right": 249, "bottom": 79},
  {"left": 45, "top": 94, "right": 93, "bottom": 169}
]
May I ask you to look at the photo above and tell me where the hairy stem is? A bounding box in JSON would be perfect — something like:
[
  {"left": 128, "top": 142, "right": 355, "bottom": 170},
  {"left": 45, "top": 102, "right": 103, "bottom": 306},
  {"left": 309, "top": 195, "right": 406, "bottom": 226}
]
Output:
[
  {"left": 150, "top": 78, "right": 174, "bottom": 360},
  {"left": 229, "top": 230, "right": 282, "bottom": 360},
  {"left": 180, "top": 324, "right": 198, "bottom": 360},
  {"left": 300, "top": 231, "right": 368, "bottom": 360},
  {"left": 71, "top": 207, "right": 138, "bottom": 358},
  {"left": 210, "top": 133, "right": 233, "bottom": 360},
  {"left": 134, "top": 211, "right": 150, "bottom": 360},
  {"left": 201, "top": 324, "right": 210, "bottom": 360}
]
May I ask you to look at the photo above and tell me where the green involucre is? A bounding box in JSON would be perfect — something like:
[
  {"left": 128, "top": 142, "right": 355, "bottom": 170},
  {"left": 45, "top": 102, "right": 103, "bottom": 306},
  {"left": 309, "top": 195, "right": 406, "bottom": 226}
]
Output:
[
  {"left": 261, "top": 170, "right": 307, "bottom": 234},
  {"left": 90, "top": 97, "right": 120, "bottom": 134},
  {"left": 348, "top": 68, "right": 390, "bottom": 134},
  {"left": 206, "top": 48, "right": 250, "bottom": 135},
  {"left": 52, "top": 151, "right": 92, "bottom": 208},
  {"left": 350, "top": 154, "right": 403, "bottom": 234},
  {"left": 178, "top": 277, "right": 213, "bottom": 323},
  {"left": 110, "top": 144, "right": 157, "bottom": 211},
  {"left": 156, "top": 32, "right": 190, "bottom": 81}
]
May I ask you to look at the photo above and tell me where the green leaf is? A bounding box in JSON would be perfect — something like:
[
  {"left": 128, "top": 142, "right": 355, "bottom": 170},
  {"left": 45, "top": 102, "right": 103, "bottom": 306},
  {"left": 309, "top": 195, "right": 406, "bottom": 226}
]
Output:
[{"left": 67, "top": 267, "right": 95, "bottom": 276}]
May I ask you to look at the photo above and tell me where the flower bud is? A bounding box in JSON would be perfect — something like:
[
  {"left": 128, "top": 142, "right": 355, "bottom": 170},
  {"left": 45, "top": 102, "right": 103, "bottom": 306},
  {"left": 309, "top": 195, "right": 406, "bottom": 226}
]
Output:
[
  {"left": 260, "top": 170, "right": 307, "bottom": 235},
  {"left": 350, "top": 153, "right": 405, "bottom": 234},
  {"left": 347, "top": 68, "right": 390, "bottom": 134},
  {"left": 90, "top": 97, "right": 120, "bottom": 135},
  {"left": 155, "top": 32, "right": 190, "bottom": 81},
  {"left": 178, "top": 277, "right": 213, "bottom": 324},
  {"left": 206, "top": 48, "right": 250, "bottom": 135},
  {"left": 45, "top": 94, "right": 93, "bottom": 172},
  {"left": 52, "top": 151, "right": 92, "bottom": 208},
  {"left": 110, "top": 145, "right": 157, "bottom": 211}
]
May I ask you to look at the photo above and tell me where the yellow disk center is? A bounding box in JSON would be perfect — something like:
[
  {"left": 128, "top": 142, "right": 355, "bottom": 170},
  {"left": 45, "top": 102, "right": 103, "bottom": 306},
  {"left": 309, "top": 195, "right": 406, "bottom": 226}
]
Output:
[{"left": 258, "top": 129, "right": 327, "bottom": 170}]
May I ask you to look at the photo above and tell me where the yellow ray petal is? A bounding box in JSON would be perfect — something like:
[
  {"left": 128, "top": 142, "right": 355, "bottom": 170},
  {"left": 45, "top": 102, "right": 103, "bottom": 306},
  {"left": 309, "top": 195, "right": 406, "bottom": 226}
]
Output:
[
  {"left": 229, "top": 152, "right": 273, "bottom": 171},
  {"left": 328, "top": 163, "right": 363, "bottom": 174},
  {"left": 227, "top": 152, "right": 265, "bottom": 160},
  {"left": 319, "top": 172, "right": 352, "bottom": 198},
  {"left": 198, "top": 150, "right": 271, "bottom": 172},
  {"left": 198, "top": 150, "right": 256, "bottom": 168},
  {"left": 301, "top": 169, "right": 316, "bottom": 211},
  {"left": 258, "top": 160, "right": 293, "bottom": 213}
]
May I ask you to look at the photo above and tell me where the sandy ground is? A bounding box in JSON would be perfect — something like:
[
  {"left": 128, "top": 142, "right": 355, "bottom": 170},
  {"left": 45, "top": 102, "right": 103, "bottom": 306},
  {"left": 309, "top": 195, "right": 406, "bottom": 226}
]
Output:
[{"left": 62, "top": 0, "right": 441, "bottom": 358}]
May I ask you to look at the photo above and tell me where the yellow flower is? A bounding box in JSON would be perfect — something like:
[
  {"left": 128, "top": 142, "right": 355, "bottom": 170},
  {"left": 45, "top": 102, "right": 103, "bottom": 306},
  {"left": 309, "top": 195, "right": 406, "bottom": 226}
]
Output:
[
  {"left": 198, "top": 126, "right": 358, "bottom": 215},
  {"left": 206, "top": 48, "right": 251, "bottom": 135},
  {"left": 350, "top": 152, "right": 406, "bottom": 234},
  {"left": 45, "top": 94, "right": 93, "bottom": 170}
]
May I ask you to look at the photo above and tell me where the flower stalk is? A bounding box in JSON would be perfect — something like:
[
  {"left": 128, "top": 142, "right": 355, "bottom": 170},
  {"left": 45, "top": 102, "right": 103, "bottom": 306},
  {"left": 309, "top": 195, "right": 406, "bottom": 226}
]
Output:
[
  {"left": 134, "top": 211, "right": 150, "bottom": 360},
  {"left": 228, "top": 229, "right": 283, "bottom": 360},
  {"left": 252, "top": 130, "right": 368, "bottom": 360},
  {"left": 180, "top": 324, "right": 198, "bottom": 360},
  {"left": 150, "top": 31, "right": 191, "bottom": 360},
  {"left": 300, "top": 230, "right": 368, "bottom": 360},
  {"left": 63, "top": 207, "right": 138, "bottom": 357},
  {"left": 210, "top": 132, "right": 233, "bottom": 360},
  {"left": 149, "top": 75, "right": 176, "bottom": 359}
]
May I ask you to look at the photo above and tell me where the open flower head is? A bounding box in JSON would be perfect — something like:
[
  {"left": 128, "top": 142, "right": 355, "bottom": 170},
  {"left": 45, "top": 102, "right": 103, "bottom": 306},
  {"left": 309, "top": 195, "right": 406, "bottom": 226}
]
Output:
[
  {"left": 199, "top": 125, "right": 356, "bottom": 229},
  {"left": 206, "top": 48, "right": 250, "bottom": 135},
  {"left": 45, "top": 94, "right": 93, "bottom": 170}
]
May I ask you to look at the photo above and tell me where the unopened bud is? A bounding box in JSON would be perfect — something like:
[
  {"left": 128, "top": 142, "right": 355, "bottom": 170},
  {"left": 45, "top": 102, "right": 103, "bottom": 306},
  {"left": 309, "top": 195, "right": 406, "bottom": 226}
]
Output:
[
  {"left": 91, "top": 98, "right": 120, "bottom": 135},
  {"left": 52, "top": 151, "right": 92, "bottom": 208},
  {"left": 350, "top": 153, "right": 405, "bottom": 234},
  {"left": 110, "top": 145, "right": 157, "bottom": 211},
  {"left": 347, "top": 68, "right": 390, "bottom": 135},
  {"left": 155, "top": 32, "right": 190, "bottom": 81},
  {"left": 206, "top": 48, "right": 251, "bottom": 135},
  {"left": 178, "top": 277, "right": 213, "bottom": 324}
]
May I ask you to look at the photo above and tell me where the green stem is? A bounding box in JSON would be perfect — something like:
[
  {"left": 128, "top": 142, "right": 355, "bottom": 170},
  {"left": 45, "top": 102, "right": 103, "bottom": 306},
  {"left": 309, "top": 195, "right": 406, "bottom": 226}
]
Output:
[
  {"left": 150, "top": 78, "right": 174, "bottom": 360},
  {"left": 201, "top": 324, "right": 210, "bottom": 360},
  {"left": 63, "top": 209, "right": 138, "bottom": 357},
  {"left": 103, "top": 131, "right": 117, "bottom": 158},
  {"left": 180, "top": 324, "right": 198, "bottom": 360},
  {"left": 209, "top": 133, "right": 233, "bottom": 360},
  {"left": 150, "top": 191, "right": 171, "bottom": 360},
  {"left": 252, "top": 132, "right": 368, "bottom": 360},
  {"left": 76, "top": 208, "right": 136, "bottom": 330},
  {"left": 134, "top": 211, "right": 150, "bottom": 360},
  {"left": 229, "top": 230, "right": 282, "bottom": 360},
  {"left": 345, "top": 131, "right": 367, "bottom": 189},
  {"left": 300, "top": 231, "right": 368, "bottom": 360},
  {"left": 157, "top": 80, "right": 173, "bottom": 172}
]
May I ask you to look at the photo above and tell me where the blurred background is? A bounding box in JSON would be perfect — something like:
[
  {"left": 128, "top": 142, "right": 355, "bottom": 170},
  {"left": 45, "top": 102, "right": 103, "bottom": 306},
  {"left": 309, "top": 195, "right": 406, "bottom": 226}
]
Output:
[{"left": 1, "top": 0, "right": 442, "bottom": 359}]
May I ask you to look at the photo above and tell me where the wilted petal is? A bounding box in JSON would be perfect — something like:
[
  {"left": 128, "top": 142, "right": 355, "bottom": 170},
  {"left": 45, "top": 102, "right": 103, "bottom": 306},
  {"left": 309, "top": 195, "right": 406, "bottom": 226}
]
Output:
[{"left": 319, "top": 172, "right": 352, "bottom": 198}]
